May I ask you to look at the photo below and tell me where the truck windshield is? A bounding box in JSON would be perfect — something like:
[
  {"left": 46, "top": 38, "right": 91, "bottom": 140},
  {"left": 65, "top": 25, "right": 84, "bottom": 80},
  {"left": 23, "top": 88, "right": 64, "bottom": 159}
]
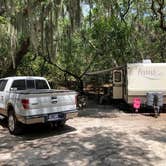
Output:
[{"left": 11, "top": 79, "right": 49, "bottom": 90}]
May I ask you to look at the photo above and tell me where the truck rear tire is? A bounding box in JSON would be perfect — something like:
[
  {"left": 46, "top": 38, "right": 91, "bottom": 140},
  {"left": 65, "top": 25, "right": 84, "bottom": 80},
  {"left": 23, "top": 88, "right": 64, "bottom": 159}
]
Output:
[
  {"left": 50, "top": 120, "right": 66, "bottom": 129},
  {"left": 8, "top": 110, "right": 22, "bottom": 135},
  {"left": 57, "top": 120, "right": 66, "bottom": 128}
]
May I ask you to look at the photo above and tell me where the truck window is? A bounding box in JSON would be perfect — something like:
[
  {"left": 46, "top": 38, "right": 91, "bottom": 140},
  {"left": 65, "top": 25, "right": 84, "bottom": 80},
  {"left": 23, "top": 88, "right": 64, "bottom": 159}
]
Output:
[
  {"left": 0, "top": 80, "right": 8, "bottom": 91},
  {"left": 36, "top": 80, "right": 49, "bottom": 89},
  {"left": 11, "top": 80, "right": 26, "bottom": 90},
  {"left": 27, "top": 80, "right": 35, "bottom": 89}
]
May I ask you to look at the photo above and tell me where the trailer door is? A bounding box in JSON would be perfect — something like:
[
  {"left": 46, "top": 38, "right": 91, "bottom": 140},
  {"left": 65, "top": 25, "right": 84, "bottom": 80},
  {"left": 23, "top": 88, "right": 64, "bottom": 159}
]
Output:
[{"left": 113, "top": 70, "right": 123, "bottom": 99}]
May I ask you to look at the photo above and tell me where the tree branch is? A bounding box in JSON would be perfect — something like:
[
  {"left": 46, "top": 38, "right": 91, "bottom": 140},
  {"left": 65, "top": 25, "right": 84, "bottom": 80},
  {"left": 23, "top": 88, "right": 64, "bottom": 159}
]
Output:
[
  {"left": 80, "top": 40, "right": 101, "bottom": 78},
  {"left": 0, "top": 7, "right": 5, "bottom": 16},
  {"left": 122, "top": 0, "right": 133, "bottom": 18},
  {"left": 151, "top": 0, "right": 158, "bottom": 18},
  {"left": 151, "top": 0, "right": 166, "bottom": 31},
  {"left": 39, "top": 43, "right": 81, "bottom": 80},
  {"left": 157, "top": 0, "right": 166, "bottom": 31}
]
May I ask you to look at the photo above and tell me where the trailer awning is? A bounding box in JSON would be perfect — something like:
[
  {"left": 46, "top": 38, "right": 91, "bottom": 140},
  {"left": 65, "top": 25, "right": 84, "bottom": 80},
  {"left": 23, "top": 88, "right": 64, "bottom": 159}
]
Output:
[{"left": 85, "top": 66, "right": 124, "bottom": 76}]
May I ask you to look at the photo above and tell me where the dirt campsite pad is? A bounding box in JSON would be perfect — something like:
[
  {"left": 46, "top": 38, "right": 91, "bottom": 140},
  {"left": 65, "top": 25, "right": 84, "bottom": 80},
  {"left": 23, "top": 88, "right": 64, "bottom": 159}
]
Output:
[{"left": 0, "top": 106, "right": 166, "bottom": 166}]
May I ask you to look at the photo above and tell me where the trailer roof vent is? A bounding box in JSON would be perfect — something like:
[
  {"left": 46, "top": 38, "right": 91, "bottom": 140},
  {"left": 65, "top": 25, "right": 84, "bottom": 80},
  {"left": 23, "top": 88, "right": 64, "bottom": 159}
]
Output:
[{"left": 142, "top": 59, "right": 152, "bottom": 63}]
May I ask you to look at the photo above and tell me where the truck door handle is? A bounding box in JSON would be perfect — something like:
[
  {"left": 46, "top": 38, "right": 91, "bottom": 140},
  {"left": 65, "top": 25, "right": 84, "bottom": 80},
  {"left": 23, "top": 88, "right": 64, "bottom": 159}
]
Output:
[{"left": 51, "top": 96, "right": 57, "bottom": 104}]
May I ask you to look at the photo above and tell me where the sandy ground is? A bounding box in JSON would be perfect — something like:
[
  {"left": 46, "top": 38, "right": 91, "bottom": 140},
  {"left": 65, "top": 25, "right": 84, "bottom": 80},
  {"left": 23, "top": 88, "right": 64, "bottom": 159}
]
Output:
[{"left": 0, "top": 104, "right": 166, "bottom": 166}]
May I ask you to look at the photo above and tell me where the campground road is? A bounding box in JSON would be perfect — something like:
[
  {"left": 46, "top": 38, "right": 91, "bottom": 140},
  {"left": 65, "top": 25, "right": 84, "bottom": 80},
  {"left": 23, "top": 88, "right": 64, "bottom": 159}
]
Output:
[{"left": 0, "top": 107, "right": 166, "bottom": 166}]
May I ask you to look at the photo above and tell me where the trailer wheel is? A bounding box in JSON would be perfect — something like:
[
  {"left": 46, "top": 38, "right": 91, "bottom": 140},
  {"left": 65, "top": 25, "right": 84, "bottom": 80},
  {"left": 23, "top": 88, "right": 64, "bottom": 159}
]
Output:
[{"left": 8, "top": 110, "right": 22, "bottom": 135}]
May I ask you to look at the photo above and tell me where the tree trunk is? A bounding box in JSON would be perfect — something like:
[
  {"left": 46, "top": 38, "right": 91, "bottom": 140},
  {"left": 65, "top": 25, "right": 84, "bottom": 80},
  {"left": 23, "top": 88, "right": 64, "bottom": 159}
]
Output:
[{"left": 2, "top": 38, "right": 30, "bottom": 77}]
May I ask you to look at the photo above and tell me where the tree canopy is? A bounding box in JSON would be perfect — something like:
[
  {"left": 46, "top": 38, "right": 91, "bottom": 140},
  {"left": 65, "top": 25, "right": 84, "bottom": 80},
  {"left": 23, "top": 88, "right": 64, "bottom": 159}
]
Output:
[{"left": 0, "top": 0, "right": 166, "bottom": 89}]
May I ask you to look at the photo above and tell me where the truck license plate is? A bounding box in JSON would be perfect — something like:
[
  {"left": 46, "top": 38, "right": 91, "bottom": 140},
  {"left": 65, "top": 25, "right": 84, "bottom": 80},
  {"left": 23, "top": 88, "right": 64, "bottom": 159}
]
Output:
[{"left": 48, "top": 114, "right": 59, "bottom": 121}]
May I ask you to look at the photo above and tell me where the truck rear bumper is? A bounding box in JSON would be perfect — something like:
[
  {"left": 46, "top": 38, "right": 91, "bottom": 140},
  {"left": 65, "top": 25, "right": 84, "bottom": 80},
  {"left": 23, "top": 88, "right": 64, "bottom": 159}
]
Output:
[{"left": 17, "top": 110, "right": 78, "bottom": 125}]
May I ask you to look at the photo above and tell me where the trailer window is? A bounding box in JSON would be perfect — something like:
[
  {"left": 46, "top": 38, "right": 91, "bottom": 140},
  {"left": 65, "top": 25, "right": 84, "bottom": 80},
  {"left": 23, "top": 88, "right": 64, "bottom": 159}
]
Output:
[
  {"left": 114, "top": 71, "right": 121, "bottom": 82},
  {"left": 36, "top": 80, "right": 49, "bottom": 89},
  {"left": 0, "top": 80, "right": 8, "bottom": 91},
  {"left": 11, "top": 80, "right": 26, "bottom": 90}
]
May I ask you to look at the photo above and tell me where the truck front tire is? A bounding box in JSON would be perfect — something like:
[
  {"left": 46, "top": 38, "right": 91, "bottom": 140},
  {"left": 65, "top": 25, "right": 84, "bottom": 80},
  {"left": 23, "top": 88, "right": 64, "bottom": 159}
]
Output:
[{"left": 8, "top": 110, "right": 22, "bottom": 135}]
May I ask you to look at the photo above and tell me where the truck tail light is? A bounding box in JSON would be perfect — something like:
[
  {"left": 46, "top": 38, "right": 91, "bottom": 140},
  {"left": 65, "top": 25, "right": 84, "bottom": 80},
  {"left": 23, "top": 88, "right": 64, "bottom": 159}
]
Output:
[{"left": 21, "top": 99, "right": 29, "bottom": 109}]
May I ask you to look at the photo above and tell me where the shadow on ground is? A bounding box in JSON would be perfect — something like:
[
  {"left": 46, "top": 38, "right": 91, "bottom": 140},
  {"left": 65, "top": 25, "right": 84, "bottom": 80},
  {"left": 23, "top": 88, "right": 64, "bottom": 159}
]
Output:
[
  {"left": 78, "top": 99, "right": 126, "bottom": 118},
  {"left": 78, "top": 104, "right": 121, "bottom": 118},
  {"left": 78, "top": 99, "right": 166, "bottom": 119},
  {"left": 21, "top": 124, "right": 76, "bottom": 140},
  {"left": 139, "top": 127, "right": 166, "bottom": 143},
  {"left": 0, "top": 126, "right": 163, "bottom": 166},
  {"left": 0, "top": 116, "right": 76, "bottom": 141},
  {"left": 0, "top": 117, "right": 7, "bottom": 129}
]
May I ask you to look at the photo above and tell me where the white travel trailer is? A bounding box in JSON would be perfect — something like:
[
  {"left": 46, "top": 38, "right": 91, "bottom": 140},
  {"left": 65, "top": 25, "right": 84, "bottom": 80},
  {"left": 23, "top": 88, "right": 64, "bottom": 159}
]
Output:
[
  {"left": 86, "top": 60, "right": 166, "bottom": 107},
  {"left": 113, "top": 61, "right": 166, "bottom": 106}
]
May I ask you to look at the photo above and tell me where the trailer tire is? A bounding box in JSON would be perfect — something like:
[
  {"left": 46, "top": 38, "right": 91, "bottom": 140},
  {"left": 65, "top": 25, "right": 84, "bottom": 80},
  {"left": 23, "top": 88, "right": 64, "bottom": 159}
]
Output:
[{"left": 8, "top": 110, "right": 22, "bottom": 135}]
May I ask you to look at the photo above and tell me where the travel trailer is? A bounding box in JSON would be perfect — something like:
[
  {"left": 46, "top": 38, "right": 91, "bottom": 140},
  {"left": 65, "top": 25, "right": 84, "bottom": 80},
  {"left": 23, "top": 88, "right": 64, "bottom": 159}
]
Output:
[
  {"left": 86, "top": 60, "right": 166, "bottom": 108},
  {"left": 113, "top": 61, "right": 165, "bottom": 105}
]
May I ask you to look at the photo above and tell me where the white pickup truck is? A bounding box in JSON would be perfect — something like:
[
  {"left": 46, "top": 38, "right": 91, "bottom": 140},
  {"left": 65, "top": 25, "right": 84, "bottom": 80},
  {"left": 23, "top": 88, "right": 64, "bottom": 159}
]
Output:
[{"left": 0, "top": 76, "right": 78, "bottom": 135}]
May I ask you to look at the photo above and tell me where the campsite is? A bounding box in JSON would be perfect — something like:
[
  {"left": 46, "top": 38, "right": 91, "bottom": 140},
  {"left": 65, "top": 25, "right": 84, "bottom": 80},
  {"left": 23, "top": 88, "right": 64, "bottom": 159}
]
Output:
[
  {"left": 0, "top": 0, "right": 166, "bottom": 165},
  {"left": 0, "top": 102, "right": 166, "bottom": 165}
]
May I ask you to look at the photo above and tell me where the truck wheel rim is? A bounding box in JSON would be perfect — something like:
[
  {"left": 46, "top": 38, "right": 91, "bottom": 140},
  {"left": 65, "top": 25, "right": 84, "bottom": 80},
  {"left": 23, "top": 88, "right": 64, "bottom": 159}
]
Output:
[{"left": 8, "top": 115, "right": 15, "bottom": 132}]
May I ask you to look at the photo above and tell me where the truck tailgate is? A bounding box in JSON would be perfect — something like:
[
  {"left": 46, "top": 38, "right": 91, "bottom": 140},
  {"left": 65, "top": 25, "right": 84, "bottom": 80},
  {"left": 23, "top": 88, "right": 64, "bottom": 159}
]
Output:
[{"left": 18, "top": 90, "right": 77, "bottom": 116}]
